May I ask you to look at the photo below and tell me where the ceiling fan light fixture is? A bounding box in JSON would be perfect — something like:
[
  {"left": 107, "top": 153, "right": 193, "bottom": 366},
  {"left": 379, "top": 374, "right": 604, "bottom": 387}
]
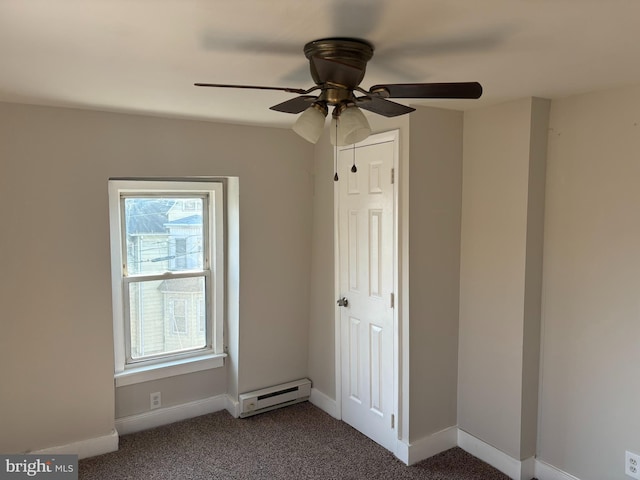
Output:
[
  {"left": 330, "top": 106, "right": 371, "bottom": 146},
  {"left": 292, "top": 102, "right": 328, "bottom": 144}
]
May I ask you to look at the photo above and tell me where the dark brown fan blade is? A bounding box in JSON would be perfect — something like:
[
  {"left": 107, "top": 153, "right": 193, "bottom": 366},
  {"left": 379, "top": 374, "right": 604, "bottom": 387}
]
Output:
[
  {"left": 370, "top": 82, "right": 482, "bottom": 99},
  {"left": 356, "top": 97, "right": 415, "bottom": 117},
  {"left": 270, "top": 95, "right": 318, "bottom": 114},
  {"left": 311, "top": 57, "right": 364, "bottom": 88},
  {"left": 194, "top": 83, "right": 308, "bottom": 95}
]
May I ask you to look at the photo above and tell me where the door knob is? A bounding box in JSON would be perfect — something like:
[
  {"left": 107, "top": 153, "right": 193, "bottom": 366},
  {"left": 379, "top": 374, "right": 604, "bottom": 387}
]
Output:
[{"left": 337, "top": 297, "right": 349, "bottom": 307}]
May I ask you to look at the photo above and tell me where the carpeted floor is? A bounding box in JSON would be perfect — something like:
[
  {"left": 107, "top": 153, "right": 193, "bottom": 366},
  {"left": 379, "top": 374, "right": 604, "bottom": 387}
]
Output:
[{"left": 80, "top": 402, "right": 511, "bottom": 479}]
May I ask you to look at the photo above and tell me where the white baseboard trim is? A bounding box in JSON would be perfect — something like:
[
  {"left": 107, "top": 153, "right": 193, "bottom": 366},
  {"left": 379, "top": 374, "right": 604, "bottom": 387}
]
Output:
[
  {"left": 395, "top": 439, "right": 410, "bottom": 464},
  {"left": 396, "top": 426, "right": 458, "bottom": 466},
  {"left": 458, "top": 429, "right": 535, "bottom": 480},
  {"left": 309, "top": 388, "right": 339, "bottom": 419},
  {"left": 225, "top": 394, "right": 240, "bottom": 418},
  {"left": 32, "top": 429, "right": 118, "bottom": 460},
  {"left": 521, "top": 457, "right": 536, "bottom": 480},
  {"left": 535, "top": 459, "right": 582, "bottom": 480},
  {"left": 115, "top": 394, "right": 228, "bottom": 435}
]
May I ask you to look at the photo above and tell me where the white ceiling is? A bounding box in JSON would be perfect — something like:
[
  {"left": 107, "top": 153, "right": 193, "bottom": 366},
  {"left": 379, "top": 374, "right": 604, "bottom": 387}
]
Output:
[{"left": 1, "top": 0, "right": 639, "bottom": 129}]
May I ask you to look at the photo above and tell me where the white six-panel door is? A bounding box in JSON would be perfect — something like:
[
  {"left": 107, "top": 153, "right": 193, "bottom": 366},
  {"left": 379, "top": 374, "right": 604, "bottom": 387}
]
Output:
[{"left": 337, "top": 132, "right": 396, "bottom": 452}]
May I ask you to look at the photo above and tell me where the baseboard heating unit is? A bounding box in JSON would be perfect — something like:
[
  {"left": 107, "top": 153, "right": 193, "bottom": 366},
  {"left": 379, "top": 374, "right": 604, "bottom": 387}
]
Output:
[{"left": 239, "top": 378, "right": 311, "bottom": 418}]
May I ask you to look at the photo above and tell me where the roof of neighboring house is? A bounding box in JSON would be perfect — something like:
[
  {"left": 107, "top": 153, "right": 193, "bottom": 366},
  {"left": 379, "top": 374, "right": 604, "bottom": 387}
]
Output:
[
  {"left": 165, "top": 215, "right": 202, "bottom": 226},
  {"left": 158, "top": 277, "right": 203, "bottom": 293},
  {"left": 125, "top": 199, "right": 175, "bottom": 235}
]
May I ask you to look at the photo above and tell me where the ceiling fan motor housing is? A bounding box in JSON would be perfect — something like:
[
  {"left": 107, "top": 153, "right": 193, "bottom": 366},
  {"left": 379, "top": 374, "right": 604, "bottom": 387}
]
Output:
[{"left": 304, "top": 37, "right": 374, "bottom": 88}]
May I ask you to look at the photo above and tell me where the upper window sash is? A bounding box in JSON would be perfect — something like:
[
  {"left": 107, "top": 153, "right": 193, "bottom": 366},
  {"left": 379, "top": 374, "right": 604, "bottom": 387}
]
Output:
[{"left": 119, "top": 193, "right": 210, "bottom": 278}]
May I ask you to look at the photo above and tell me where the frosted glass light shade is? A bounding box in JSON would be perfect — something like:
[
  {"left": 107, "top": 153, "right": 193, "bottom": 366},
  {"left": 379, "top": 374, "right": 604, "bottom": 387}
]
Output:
[
  {"left": 330, "top": 107, "right": 371, "bottom": 146},
  {"left": 292, "top": 105, "right": 327, "bottom": 144}
]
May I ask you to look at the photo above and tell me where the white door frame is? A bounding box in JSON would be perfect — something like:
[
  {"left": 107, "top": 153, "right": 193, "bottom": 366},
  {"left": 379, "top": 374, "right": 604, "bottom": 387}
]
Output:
[{"left": 333, "top": 129, "right": 401, "bottom": 448}]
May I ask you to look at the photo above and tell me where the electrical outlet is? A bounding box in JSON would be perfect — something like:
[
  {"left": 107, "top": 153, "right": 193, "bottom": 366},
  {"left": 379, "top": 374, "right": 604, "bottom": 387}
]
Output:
[
  {"left": 626, "top": 451, "right": 640, "bottom": 479},
  {"left": 150, "top": 392, "right": 161, "bottom": 410}
]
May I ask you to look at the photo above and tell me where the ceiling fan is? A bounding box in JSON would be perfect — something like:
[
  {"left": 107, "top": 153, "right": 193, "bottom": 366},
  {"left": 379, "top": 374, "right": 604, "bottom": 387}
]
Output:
[{"left": 195, "top": 37, "right": 482, "bottom": 146}]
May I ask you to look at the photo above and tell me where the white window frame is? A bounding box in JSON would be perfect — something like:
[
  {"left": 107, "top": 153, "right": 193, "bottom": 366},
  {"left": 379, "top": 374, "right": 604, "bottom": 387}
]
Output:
[{"left": 109, "top": 179, "right": 225, "bottom": 387}]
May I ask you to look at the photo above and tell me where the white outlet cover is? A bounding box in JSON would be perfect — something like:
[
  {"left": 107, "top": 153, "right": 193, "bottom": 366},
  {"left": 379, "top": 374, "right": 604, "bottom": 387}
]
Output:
[
  {"left": 626, "top": 451, "right": 640, "bottom": 479},
  {"left": 150, "top": 392, "right": 161, "bottom": 410}
]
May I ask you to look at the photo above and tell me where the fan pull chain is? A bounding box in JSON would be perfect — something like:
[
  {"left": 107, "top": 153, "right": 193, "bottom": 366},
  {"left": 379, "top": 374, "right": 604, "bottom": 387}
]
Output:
[
  {"left": 351, "top": 143, "right": 357, "bottom": 173},
  {"left": 334, "top": 119, "right": 339, "bottom": 181}
]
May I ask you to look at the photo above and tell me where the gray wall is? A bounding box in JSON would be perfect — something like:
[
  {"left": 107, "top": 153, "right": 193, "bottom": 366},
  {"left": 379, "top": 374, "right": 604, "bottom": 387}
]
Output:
[
  {"left": 458, "top": 97, "right": 548, "bottom": 460},
  {"left": 307, "top": 129, "right": 336, "bottom": 400},
  {"left": 0, "top": 101, "right": 313, "bottom": 453},
  {"left": 116, "top": 369, "right": 226, "bottom": 418},
  {"left": 538, "top": 84, "right": 640, "bottom": 479},
  {"left": 408, "top": 107, "right": 463, "bottom": 441}
]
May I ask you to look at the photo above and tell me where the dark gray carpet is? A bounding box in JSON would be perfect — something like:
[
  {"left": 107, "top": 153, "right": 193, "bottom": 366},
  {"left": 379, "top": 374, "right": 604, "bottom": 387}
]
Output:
[{"left": 80, "top": 402, "right": 511, "bottom": 479}]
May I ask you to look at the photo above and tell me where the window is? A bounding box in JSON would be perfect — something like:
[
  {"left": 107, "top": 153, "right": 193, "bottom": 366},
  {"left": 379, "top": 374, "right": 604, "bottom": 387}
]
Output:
[
  {"left": 168, "top": 298, "right": 188, "bottom": 334},
  {"left": 109, "top": 180, "right": 225, "bottom": 385}
]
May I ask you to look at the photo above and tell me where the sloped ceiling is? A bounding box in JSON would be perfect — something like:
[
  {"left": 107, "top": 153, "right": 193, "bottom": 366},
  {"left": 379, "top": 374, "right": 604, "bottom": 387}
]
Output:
[{"left": 1, "top": 0, "right": 639, "bottom": 128}]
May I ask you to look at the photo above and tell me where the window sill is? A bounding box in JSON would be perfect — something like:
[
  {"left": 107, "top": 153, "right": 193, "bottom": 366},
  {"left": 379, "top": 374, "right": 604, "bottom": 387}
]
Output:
[{"left": 114, "top": 353, "right": 226, "bottom": 388}]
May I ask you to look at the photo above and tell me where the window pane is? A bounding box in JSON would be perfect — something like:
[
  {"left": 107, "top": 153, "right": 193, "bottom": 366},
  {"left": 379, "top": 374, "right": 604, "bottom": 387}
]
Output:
[
  {"left": 124, "top": 197, "right": 204, "bottom": 276},
  {"left": 197, "top": 298, "right": 206, "bottom": 333},
  {"left": 128, "top": 277, "right": 206, "bottom": 360}
]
